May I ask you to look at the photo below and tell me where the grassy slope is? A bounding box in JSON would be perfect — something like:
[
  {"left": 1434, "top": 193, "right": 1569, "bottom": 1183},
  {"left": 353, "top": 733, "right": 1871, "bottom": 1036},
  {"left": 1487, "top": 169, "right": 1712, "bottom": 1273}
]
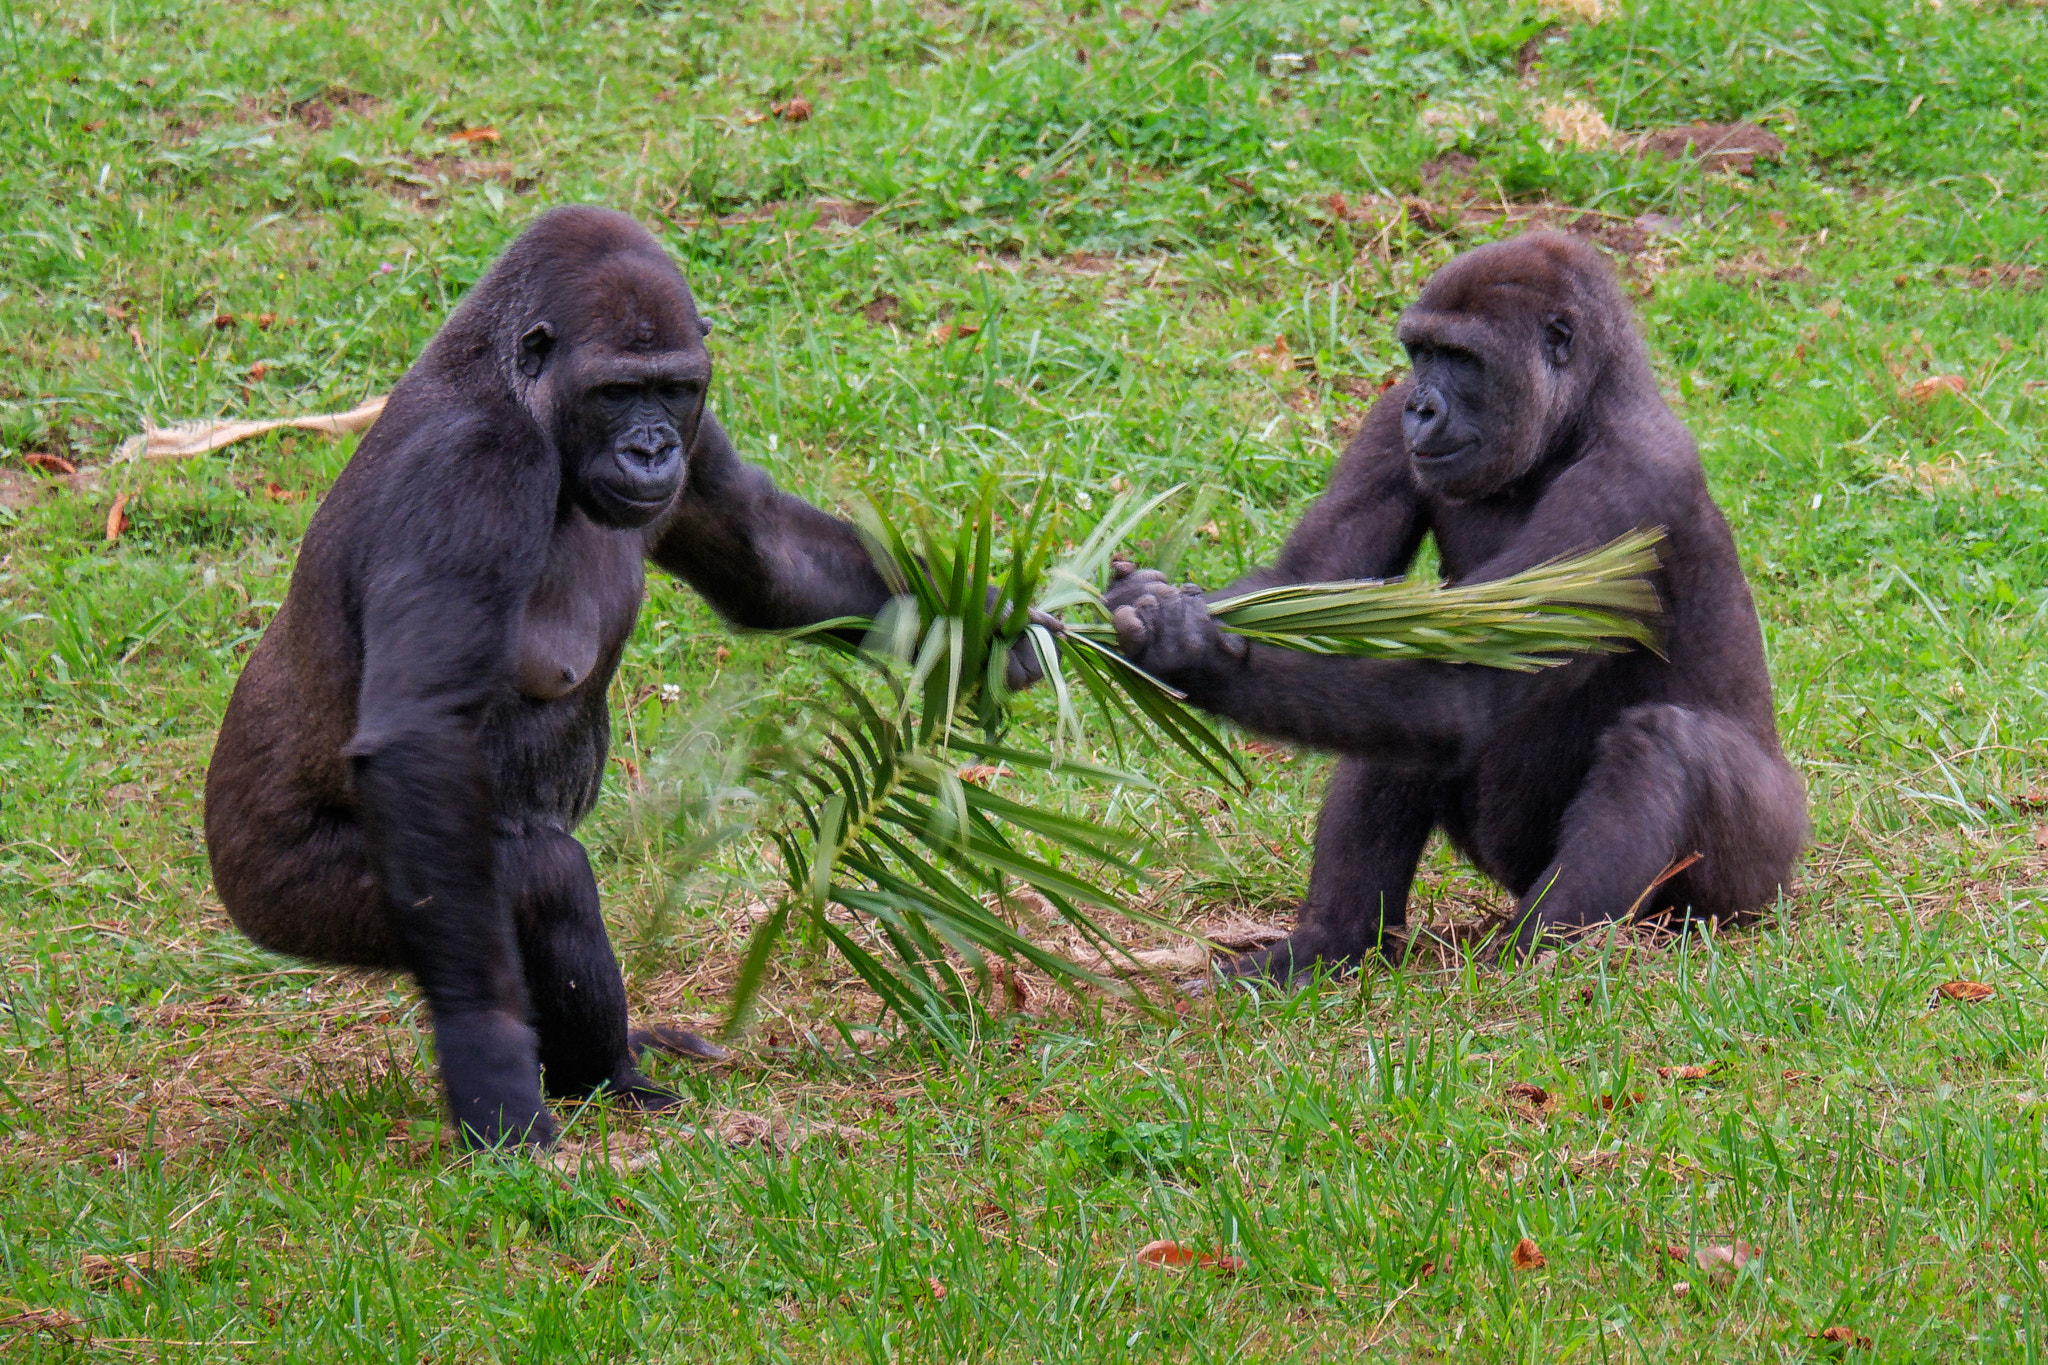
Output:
[{"left": 1, "top": 0, "right": 2046, "bottom": 1358}]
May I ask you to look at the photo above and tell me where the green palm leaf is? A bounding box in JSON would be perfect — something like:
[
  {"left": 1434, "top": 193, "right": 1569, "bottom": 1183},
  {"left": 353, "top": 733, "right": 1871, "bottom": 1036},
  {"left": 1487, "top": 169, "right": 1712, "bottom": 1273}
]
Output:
[{"left": 715, "top": 483, "right": 1667, "bottom": 1043}]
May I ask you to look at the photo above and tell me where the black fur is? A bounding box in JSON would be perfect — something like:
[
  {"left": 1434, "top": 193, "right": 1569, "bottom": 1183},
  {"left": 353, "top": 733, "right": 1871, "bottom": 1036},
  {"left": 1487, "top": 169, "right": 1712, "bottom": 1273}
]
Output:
[
  {"left": 1106, "top": 231, "right": 1807, "bottom": 976},
  {"left": 205, "top": 207, "right": 904, "bottom": 1148}
]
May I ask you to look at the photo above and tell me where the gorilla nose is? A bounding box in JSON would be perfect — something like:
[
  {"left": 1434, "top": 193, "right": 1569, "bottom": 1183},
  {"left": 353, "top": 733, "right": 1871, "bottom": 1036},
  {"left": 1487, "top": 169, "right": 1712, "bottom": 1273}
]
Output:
[
  {"left": 621, "top": 435, "right": 679, "bottom": 468},
  {"left": 1403, "top": 385, "right": 1452, "bottom": 454}
]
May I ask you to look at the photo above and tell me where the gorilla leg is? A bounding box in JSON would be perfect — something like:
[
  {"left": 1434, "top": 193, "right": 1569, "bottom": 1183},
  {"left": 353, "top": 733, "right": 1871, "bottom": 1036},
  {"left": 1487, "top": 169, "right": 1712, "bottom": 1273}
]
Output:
[
  {"left": 1226, "top": 759, "right": 1437, "bottom": 984},
  {"left": 499, "top": 829, "right": 680, "bottom": 1109},
  {"left": 1509, "top": 704, "right": 1805, "bottom": 953}
]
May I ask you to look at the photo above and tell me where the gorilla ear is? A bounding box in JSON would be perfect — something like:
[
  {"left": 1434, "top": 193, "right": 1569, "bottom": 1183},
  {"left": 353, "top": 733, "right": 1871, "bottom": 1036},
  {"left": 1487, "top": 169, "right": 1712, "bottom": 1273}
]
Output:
[
  {"left": 697, "top": 318, "right": 713, "bottom": 338},
  {"left": 1543, "top": 315, "right": 1576, "bottom": 366},
  {"left": 517, "top": 322, "right": 556, "bottom": 379}
]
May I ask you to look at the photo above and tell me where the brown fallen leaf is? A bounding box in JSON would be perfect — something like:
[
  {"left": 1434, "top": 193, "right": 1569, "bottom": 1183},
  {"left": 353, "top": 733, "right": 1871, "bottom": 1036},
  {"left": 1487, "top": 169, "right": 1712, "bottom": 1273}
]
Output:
[
  {"left": 1599, "top": 1091, "right": 1646, "bottom": 1111},
  {"left": 1656, "top": 1062, "right": 1721, "bottom": 1082},
  {"left": 775, "top": 97, "right": 813, "bottom": 123},
  {"left": 0, "top": 1308, "right": 85, "bottom": 1339},
  {"left": 1666, "top": 1241, "right": 1759, "bottom": 1283},
  {"left": 925, "top": 1276, "right": 946, "bottom": 1299},
  {"left": 1510, "top": 1236, "right": 1546, "bottom": 1270},
  {"left": 212, "top": 312, "right": 236, "bottom": 329},
  {"left": 448, "top": 127, "right": 500, "bottom": 144},
  {"left": 1907, "top": 374, "right": 1967, "bottom": 403},
  {"left": 1937, "top": 980, "right": 1995, "bottom": 1003},
  {"left": 1248, "top": 334, "right": 1294, "bottom": 373},
  {"left": 1502, "top": 1082, "right": 1551, "bottom": 1116},
  {"left": 104, "top": 492, "right": 131, "bottom": 542},
  {"left": 2034, "top": 824, "right": 2046, "bottom": 852},
  {"left": 1810, "top": 1326, "right": 1872, "bottom": 1350},
  {"left": 23, "top": 452, "right": 77, "bottom": 476},
  {"left": 82, "top": 1246, "right": 211, "bottom": 1287},
  {"left": 957, "top": 764, "right": 1010, "bottom": 784},
  {"left": 928, "top": 322, "right": 979, "bottom": 345},
  {"left": 1135, "top": 1239, "right": 1245, "bottom": 1274},
  {"left": 256, "top": 311, "right": 278, "bottom": 329},
  {"left": 247, "top": 361, "right": 270, "bottom": 382},
  {"left": 264, "top": 482, "right": 303, "bottom": 502}
]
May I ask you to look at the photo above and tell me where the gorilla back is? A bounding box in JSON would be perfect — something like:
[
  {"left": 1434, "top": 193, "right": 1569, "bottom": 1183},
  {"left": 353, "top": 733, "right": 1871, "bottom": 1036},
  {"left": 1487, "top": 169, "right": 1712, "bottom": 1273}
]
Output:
[{"left": 206, "top": 206, "right": 899, "bottom": 1146}]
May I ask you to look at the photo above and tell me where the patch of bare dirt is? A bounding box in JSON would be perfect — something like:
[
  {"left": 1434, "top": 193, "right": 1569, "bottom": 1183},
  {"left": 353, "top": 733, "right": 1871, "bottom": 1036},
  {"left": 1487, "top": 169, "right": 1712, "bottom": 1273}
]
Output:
[
  {"left": 1418, "top": 152, "right": 1479, "bottom": 185},
  {"left": 1061, "top": 252, "right": 1119, "bottom": 276},
  {"left": 293, "top": 92, "right": 381, "bottom": 131},
  {"left": 1960, "top": 263, "right": 2043, "bottom": 290},
  {"left": 860, "top": 293, "right": 900, "bottom": 325},
  {"left": 1626, "top": 121, "right": 1784, "bottom": 175},
  {"left": 0, "top": 469, "right": 47, "bottom": 513}
]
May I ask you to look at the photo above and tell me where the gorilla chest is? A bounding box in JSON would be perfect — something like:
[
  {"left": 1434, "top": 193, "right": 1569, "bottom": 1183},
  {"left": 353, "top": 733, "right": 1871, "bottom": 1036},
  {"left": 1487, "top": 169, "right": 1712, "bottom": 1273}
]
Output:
[{"left": 512, "top": 518, "right": 645, "bottom": 703}]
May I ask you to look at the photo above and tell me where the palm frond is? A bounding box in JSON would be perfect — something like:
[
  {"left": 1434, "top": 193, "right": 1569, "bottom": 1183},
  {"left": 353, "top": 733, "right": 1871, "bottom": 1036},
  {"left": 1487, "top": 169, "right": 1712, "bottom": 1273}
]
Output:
[{"left": 714, "top": 488, "right": 1668, "bottom": 1044}]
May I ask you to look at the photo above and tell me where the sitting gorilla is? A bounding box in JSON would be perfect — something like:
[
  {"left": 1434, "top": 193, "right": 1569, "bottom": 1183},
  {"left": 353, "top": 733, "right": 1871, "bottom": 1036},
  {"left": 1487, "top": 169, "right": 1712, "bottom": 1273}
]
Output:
[
  {"left": 1107, "top": 231, "right": 1807, "bottom": 976},
  {"left": 205, "top": 207, "right": 1023, "bottom": 1147}
]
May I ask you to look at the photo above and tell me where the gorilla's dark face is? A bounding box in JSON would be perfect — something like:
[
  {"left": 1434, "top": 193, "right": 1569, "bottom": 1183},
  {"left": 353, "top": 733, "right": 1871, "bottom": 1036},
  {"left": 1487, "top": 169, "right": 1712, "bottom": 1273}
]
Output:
[
  {"left": 1396, "top": 240, "right": 1592, "bottom": 503},
  {"left": 518, "top": 256, "right": 713, "bottom": 529}
]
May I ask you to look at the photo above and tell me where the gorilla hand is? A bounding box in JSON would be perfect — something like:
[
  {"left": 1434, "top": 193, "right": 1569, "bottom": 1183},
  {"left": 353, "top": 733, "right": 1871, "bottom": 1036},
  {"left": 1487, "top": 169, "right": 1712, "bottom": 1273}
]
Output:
[
  {"left": 989, "top": 587, "right": 1048, "bottom": 692},
  {"left": 1105, "top": 559, "right": 1246, "bottom": 691}
]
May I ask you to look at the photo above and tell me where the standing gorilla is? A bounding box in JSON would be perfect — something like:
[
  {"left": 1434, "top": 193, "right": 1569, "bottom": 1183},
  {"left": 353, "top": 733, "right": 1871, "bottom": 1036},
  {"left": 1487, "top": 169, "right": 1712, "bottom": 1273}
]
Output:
[
  {"left": 206, "top": 207, "right": 908, "bottom": 1147},
  {"left": 1107, "top": 232, "right": 1806, "bottom": 976}
]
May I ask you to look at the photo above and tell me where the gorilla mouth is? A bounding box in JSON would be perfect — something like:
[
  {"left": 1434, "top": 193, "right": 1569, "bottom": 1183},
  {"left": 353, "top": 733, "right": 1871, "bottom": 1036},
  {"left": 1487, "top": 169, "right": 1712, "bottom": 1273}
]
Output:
[{"left": 1411, "top": 441, "right": 1478, "bottom": 465}]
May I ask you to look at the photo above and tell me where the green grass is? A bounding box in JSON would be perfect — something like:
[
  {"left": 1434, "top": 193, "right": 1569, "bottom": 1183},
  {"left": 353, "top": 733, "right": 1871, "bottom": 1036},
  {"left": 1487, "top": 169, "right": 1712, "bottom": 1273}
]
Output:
[{"left": 1, "top": 0, "right": 2046, "bottom": 1357}]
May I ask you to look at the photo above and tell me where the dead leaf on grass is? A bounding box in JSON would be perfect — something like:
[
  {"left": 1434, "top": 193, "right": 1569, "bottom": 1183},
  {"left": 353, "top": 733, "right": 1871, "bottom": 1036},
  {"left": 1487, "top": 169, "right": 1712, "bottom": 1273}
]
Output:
[
  {"left": 0, "top": 1308, "right": 85, "bottom": 1340},
  {"left": 1502, "top": 1082, "right": 1553, "bottom": 1121},
  {"left": 773, "top": 97, "right": 813, "bottom": 123},
  {"left": 1810, "top": 1326, "right": 1873, "bottom": 1350},
  {"left": 1936, "top": 980, "right": 1995, "bottom": 1003},
  {"left": 1666, "top": 1240, "right": 1759, "bottom": 1282},
  {"left": 1655, "top": 1062, "right": 1721, "bottom": 1082},
  {"left": 104, "top": 492, "right": 130, "bottom": 542},
  {"left": 957, "top": 764, "right": 1010, "bottom": 784},
  {"left": 928, "top": 322, "right": 979, "bottom": 345},
  {"left": 1136, "top": 1239, "right": 1246, "bottom": 1274},
  {"left": 1537, "top": 98, "right": 1612, "bottom": 149},
  {"left": 1247, "top": 335, "right": 1294, "bottom": 373},
  {"left": 447, "top": 127, "right": 500, "bottom": 144},
  {"left": 1599, "top": 1091, "right": 1646, "bottom": 1111},
  {"left": 1906, "top": 374, "right": 1967, "bottom": 403},
  {"left": 23, "top": 452, "right": 77, "bottom": 476},
  {"left": 1510, "top": 1236, "right": 1547, "bottom": 1270},
  {"left": 81, "top": 1246, "right": 212, "bottom": 1288}
]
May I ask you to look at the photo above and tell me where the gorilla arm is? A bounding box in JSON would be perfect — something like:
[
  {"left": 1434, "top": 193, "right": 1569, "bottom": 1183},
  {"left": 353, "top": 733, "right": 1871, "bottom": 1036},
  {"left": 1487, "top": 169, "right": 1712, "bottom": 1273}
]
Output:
[
  {"left": 644, "top": 411, "right": 894, "bottom": 630},
  {"left": 1109, "top": 459, "right": 1659, "bottom": 768},
  {"left": 342, "top": 428, "right": 556, "bottom": 1022},
  {"left": 645, "top": 411, "right": 1043, "bottom": 686},
  {"left": 1208, "top": 393, "right": 1431, "bottom": 599}
]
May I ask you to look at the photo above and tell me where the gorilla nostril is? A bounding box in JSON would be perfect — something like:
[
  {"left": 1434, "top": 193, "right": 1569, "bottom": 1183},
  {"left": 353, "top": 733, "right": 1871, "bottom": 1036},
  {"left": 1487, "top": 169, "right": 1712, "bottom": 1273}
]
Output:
[{"left": 622, "top": 439, "right": 678, "bottom": 468}]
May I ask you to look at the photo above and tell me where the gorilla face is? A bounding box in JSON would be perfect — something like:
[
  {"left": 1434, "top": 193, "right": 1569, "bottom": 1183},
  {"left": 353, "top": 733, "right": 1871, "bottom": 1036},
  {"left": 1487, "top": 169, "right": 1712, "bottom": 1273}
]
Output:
[
  {"left": 1397, "top": 279, "right": 1580, "bottom": 503},
  {"left": 520, "top": 314, "right": 712, "bottom": 530}
]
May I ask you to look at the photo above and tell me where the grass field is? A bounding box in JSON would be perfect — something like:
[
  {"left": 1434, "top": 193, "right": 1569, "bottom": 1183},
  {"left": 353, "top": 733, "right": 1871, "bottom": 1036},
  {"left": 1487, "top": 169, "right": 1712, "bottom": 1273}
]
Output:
[{"left": 2, "top": 0, "right": 2047, "bottom": 1357}]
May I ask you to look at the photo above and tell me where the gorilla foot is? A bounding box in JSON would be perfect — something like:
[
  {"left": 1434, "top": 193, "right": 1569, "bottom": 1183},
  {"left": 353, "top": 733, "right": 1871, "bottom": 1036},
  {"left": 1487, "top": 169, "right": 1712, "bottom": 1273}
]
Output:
[
  {"left": 1213, "top": 932, "right": 1375, "bottom": 988},
  {"left": 436, "top": 1011, "right": 559, "bottom": 1151},
  {"left": 604, "top": 1071, "right": 686, "bottom": 1112},
  {"left": 629, "top": 1023, "right": 731, "bottom": 1063}
]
